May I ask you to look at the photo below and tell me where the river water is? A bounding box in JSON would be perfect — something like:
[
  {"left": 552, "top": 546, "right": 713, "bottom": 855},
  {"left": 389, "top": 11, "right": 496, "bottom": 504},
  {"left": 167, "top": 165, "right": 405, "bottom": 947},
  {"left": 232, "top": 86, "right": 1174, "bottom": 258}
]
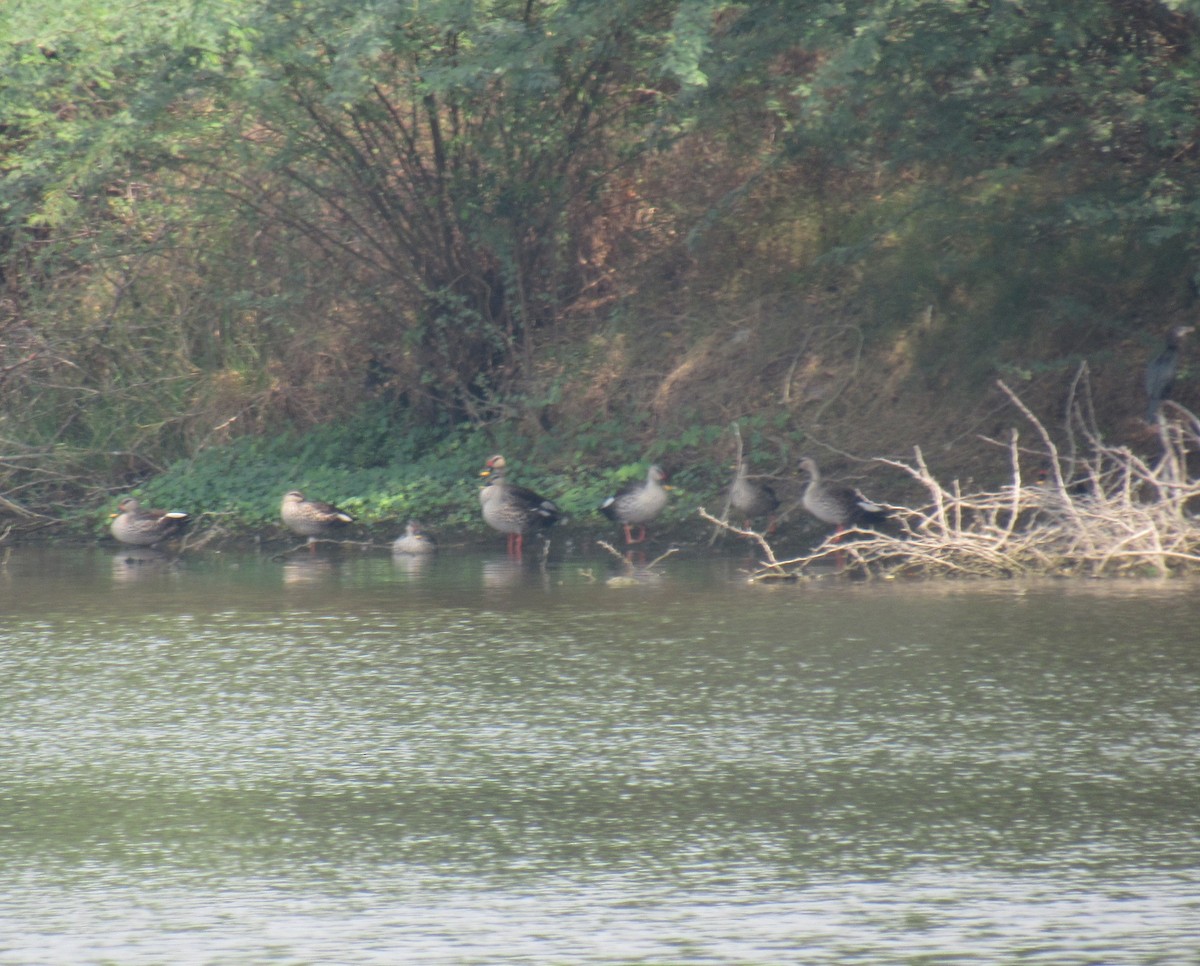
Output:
[{"left": 1, "top": 544, "right": 1197, "bottom": 964}]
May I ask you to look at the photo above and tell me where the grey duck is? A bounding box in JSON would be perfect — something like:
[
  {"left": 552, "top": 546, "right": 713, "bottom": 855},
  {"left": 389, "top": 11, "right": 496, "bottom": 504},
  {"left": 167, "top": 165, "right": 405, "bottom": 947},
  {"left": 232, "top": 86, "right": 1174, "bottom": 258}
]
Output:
[
  {"left": 728, "top": 460, "right": 779, "bottom": 532},
  {"left": 599, "top": 464, "right": 669, "bottom": 545},
  {"left": 479, "top": 455, "right": 560, "bottom": 555},
  {"left": 797, "top": 457, "right": 887, "bottom": 534}
]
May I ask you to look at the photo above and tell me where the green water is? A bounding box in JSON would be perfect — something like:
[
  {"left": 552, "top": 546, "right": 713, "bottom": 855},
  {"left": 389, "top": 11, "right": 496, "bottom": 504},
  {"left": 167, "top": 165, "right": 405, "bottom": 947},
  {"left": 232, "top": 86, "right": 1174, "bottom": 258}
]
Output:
[{"left": 1, "top": 546, "right": 1198, "bottom": 963}]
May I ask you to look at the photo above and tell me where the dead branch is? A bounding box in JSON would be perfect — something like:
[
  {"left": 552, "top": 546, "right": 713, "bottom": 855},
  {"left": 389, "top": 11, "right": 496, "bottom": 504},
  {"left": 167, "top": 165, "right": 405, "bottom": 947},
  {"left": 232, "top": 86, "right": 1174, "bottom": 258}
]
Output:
[{"left": 728, "top": 381, "right": 1200, "bottom": 581}]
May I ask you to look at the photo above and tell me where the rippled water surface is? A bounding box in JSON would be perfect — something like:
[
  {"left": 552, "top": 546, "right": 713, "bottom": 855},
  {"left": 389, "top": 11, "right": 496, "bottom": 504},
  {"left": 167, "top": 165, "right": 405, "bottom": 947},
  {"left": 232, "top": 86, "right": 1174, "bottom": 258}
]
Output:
[{"left": 1, "top": 545, "right": 1198, "bottom": 963}]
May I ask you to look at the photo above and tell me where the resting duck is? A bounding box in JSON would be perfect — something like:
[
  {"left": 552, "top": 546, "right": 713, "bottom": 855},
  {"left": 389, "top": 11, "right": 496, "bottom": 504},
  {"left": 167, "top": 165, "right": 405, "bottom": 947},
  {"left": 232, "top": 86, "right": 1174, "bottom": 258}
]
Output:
[
  {"left": 599, "top": 464, "right": 669, "bottom": 544},
  {"left": 479, "top": 455, "right": 560, "bottom": 555},
  {"left": 728, "top": 460, "right": 779, "bottom": 531},
  {"left": 797, "top": 457, "right": 887, "bottom": 534},
  {"left": 110, "top": 497, "right": 190, "bottom": 547},
  {"left": 280, "top": 490, "right": 355, "bottom": 545},
  {"left": 392, "top": 520, "right": 438, "bottom": 555}
]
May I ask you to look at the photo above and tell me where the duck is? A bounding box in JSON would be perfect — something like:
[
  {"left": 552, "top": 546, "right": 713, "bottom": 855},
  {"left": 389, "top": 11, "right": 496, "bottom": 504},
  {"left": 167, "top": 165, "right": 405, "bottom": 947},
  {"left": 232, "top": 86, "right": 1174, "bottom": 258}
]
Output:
[
  {"left": 392, "top": 520, "right": 437, "bottom": 555},
  {"left": 479, "top": 455, "right": 560, "bottom": 556},
  {"left": 599, "top": 464, "right": 669, "bottom": 544},
  {"left": 728, "top": 460, "right": 779, "bottom": 531},
  {"left": 280, "top": 490, "right": 355, "bottom": 545},
  {"left": 797, "top": 457, "right": 887, "bottom": 535},
  {"left": 109, "top": 497, "right": 190, "bottom": 547},
  {"left": 1145, "top": 324, "right": 1194, "bottom": 422}
]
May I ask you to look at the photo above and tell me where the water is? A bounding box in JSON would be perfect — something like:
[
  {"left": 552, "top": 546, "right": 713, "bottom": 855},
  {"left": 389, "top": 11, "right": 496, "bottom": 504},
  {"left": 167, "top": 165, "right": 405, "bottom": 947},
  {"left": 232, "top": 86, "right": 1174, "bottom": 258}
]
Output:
[{"left": 1, "top": 545, "right": 1198, "bottom": 963}]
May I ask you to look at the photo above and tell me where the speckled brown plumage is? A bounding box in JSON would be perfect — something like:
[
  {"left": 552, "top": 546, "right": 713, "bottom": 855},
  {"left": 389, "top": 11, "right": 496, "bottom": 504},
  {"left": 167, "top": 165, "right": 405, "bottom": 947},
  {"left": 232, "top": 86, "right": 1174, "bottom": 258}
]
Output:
[
  {"left": 280, "top": 490, "right": 355, "bottom": 543},
  {"left": 110, "top": 497, "right": 190, "bottom": 547}
]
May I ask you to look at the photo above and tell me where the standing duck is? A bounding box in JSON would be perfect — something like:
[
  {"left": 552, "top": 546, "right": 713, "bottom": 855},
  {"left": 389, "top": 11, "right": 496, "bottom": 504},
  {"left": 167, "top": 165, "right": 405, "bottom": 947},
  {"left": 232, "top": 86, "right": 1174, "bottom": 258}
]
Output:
[
  {"left": 280, "top": 490, "right": 355, "bottom": 546},
  {"left": 728, "top": 460, "right": 780, "bottom": 532},
  {"left": 110, "top": 497, "right": 190, "bottom": 547},
  {"left": 599, "top": 465, "right": 669, "bottom": 545},
  {"left": 797, "top": 457, "right": 887, "bottom": 535},
  {"left": 479, "top": 455, "right": 560, "bottom": 556},
  {"left": 392, "top": 520, "right": 437, "bottom": 555},
  {"left": 1145, "top": 324, "right": 1194, "bottom": 422}
]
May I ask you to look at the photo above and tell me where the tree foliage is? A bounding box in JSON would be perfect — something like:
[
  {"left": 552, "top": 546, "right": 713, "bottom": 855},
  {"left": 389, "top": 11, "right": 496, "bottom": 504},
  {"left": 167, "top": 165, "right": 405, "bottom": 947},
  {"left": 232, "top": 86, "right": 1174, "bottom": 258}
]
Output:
[
  {"left": 5, "top": 0, "right": 1200, "bottom": 519},
  {"left": 172, "top": 0, "right": 706, "bottom": 412}
]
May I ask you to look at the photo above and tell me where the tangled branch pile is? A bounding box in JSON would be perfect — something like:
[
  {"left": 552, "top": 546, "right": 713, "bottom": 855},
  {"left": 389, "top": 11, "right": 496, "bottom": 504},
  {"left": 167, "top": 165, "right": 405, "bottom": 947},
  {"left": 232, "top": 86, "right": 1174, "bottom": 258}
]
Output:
[{"left": 745, "top": 377, "right": 1200, "bottom": 580}]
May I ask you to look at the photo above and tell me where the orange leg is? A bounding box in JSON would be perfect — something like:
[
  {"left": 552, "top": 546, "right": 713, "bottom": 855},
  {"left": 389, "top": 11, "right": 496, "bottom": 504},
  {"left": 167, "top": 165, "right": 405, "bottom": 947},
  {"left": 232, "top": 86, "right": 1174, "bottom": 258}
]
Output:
[{"left": 624, "top": 524, "right": 647, "bottom": 545}]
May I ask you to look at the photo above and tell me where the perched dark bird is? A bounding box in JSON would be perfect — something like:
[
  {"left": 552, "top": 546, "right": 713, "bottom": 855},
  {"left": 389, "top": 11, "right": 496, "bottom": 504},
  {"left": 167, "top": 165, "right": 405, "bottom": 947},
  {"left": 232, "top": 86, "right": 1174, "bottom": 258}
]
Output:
[
  {"left": 1145, "top": 324, "right": 1194, "bottom": 422},
  {"left": 479, "top": 454, "right": 560, "bottom": 556},
  {"left": 728, "top": 460, "right": 779, "bottom": 532},
  {"left": 1033, "top": 465, "right": 1095, "bottom": 498},
  {"left": 280, "top": 490, "right": 355, "bottom": 547},
  {"left": 599, "top": 465, "right": 670, "bottom": 545},
  {"left": 797, "top": 457, "right": 887, "bottom": 535},
  {"left": 109, "top": 497, "right": 190, "bottom": 547},
  {"left": 392, "top": 520, "right": 437, "bottom": 555}
]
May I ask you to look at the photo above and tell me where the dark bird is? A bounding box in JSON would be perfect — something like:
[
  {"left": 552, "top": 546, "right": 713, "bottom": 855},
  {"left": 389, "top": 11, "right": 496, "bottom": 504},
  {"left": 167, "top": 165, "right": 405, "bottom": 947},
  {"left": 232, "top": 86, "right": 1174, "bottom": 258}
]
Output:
[
  {"left": 479, "top": 454, "right": 560, "bottom": 556},
  {"left": 109, "top": 497, "right": 190, "bottom": 547},
  {"left": 728, "top": 459, "right": 779, "bottom": 532},
  {"left": 392, "top": 520, "right": 437, "bottom": 555},
  {"left": 797, "top": 457, "right": 888, "bottom": 535},
  {"left": 1145, "top": 324, "right": 1194, "bottom": 422},
  {"left": 599, "top": 464, "right": 670, "bottom": 544},
  {"left": 280, "top": 490, "right": 355, "bottom": 547},
  {"left": 1033, "top": 465, "right": 1095, "bottom": 499}
]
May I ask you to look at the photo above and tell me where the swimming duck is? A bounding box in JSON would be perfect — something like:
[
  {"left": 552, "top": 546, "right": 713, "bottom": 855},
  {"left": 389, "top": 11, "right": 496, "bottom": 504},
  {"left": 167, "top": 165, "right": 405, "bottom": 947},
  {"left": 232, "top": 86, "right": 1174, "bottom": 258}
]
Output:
[
  {"left": 728, "top": 460, "right": 779, "bottom": 531},
  {"left": 797, "top": 457, "right": 887, "bottom": 534},
  {"left": 109, "top": 497, "right": 190, "bottom": 547},
  {"left": 1145, "top": 324, "right": 1194, "bottom": 422},
  {"left": 479, "top": 455, "right": 560, "bottom": 555},
  {"left": 280, "top": 490, "right": 355, "bottom": 545},
  {"left": 599, "top": 464, "right": 669, "bottom": 544},
  {"left": 392, "top": 520, "right": 438, "bottom": 555}
]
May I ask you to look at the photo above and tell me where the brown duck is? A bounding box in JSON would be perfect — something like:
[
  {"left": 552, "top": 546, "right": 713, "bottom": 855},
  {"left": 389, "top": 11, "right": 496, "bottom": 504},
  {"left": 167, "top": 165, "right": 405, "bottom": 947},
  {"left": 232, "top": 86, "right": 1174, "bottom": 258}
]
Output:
[
  {"left": 280, "top": 490, "right": 355, "bottom": 546},
  {"left": 109, "top": 497, "right": 190, "bottom": 547}
]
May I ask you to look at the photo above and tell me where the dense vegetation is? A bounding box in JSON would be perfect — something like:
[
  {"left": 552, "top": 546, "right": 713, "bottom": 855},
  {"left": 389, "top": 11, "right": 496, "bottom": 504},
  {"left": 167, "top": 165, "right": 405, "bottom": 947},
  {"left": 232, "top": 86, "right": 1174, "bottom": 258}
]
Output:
[{"left": 3, "top": 0, "right": 1200, "bottom": 540}]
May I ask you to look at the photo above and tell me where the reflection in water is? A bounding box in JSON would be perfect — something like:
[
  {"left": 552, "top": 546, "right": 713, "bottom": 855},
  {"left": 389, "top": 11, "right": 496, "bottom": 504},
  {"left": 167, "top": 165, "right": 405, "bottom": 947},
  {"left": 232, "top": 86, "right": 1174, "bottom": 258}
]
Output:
[
  {"left": 0, "top": 548, "right": 1198, "bottom": 963},
  {"left": 110, "top": 547, "right": 177, "bottom": 583},
  {"left": 280, "top": 554, "right": 337, "bottom": 585},
  {"left": 480, "top": 556, "right": 529, "bottom": 590},
  {"left": 391, "top": 549, "right": 434, "bottom": 575}
]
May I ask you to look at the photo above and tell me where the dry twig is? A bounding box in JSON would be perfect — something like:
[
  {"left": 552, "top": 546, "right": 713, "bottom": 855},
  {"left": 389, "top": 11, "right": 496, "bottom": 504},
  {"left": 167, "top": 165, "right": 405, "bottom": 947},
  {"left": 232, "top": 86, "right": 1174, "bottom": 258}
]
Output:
[{"left": 717, "top": 373, "right": 1200, "bottom": 580}]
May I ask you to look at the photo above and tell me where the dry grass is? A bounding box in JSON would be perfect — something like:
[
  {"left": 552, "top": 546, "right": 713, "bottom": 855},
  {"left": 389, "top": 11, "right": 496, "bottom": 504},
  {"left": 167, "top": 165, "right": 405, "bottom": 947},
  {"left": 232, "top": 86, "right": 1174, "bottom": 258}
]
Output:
[{"left": 708, "top": 370, "right": 1200, "bottom": 580}]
